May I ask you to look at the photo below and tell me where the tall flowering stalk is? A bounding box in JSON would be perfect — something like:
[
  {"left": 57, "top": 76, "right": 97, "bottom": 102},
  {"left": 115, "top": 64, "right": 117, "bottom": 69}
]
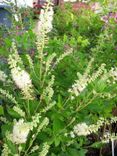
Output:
[
  {"left": 36, "top": 0, "right": 54, "bottom": 84},
  {"left": 8, "top": 42, "right": 34, "bottom": 100},
  {"left": 68, "top": 59, "right": 106, "bottom": 99},
  {"left": 1, "top": 2, "right": 54, "bottom": 155}
]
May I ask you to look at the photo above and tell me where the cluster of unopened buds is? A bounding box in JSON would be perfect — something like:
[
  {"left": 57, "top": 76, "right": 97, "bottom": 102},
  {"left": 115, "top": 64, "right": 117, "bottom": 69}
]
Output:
[{"left": 70, "top": 117, "right": 117, "bottom": 139}]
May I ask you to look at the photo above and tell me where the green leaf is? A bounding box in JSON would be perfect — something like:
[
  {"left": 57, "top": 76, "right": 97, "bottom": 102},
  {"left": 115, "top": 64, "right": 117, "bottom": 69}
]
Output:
[
  {"left": 77, "top": 149, "right": 88, "bottom": 156},
  {"left": 54, "top": 136, "right": 61, "bottom": 147},
  {"left": 53, "top": 116, "right": 64, "bottom": 134},
  {"left": 7, "top": 108, "right": 21, "bottom": 118},
  {"left": 1, "top": 124, "right": 12, "bottom": 138},
  {"left": 7, "top": 140, "right": 17, "bottom": 154},
  {"left": 67, "top": 148, "right": 87, "bottom": 156},
  {"left": 57, "top": 95, "right": 63, "bottom": 109}
]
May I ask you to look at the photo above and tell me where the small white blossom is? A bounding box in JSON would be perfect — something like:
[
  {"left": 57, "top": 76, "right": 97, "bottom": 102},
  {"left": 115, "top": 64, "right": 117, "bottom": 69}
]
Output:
[
  {"left": 37, "top": 4, "right": 54, "bottom": 34},
  {"left": 11, "top": 67, "right": 32, "bottom": 89},
  {"left": 73, "top": 123, "right": 90, "bottom": 136},
  {"left": 10, "top": 67, "right": 34, "bottom": 99},
  {"left": 70, "top": 131, "right": 75, "bottom": 138},
  {"left": 12, "top": 119, "right": 31, "bottom": 144}
]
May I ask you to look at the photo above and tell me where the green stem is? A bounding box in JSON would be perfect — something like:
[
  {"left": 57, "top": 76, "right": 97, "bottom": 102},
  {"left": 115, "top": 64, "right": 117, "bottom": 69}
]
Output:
[
  {"left": 39, "top": 36, "right": 45, "bottom": 85},
  {"left": 27, "top": 100, "right": 30, "bottom": 117}
]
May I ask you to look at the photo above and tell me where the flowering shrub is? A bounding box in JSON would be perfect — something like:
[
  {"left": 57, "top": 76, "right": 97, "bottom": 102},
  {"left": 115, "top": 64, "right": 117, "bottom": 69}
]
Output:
[{"left": 0, "top": 0, "right": 117, "bottom": 156}]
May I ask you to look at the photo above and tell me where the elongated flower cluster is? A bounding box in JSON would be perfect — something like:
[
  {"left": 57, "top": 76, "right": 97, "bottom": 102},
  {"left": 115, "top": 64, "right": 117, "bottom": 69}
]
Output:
[
  {"left": 70, "top": 119, "right": 104, "bottom": 137},
  {"left": 12, "top": 119, "right": 31, "bottom": 144},
  {"left": 73, "top": 123, "right": 90, "bottom": 137},
  {"left": 102, "top": 133, "right": 117, "bottom": 143},
  {"left": 11, "top": 67, "right": 34, "bottom": 100},
  {"left": 11, "top": 67, "right": 32, "bottom": 89},
  {"left": 10, "top": 114, "right": 49, "bottom": 145},
  {"left": 42, "top": 75, "right": 55, "bottom": 102},
  {"left": 70, "top": 117, "right": 117, "bottom": 138},
  {"left": 1, "top": 144, "right": 11, "bottom": 156},
  {"left": 31, "top": 113, "right": 41, "bottom": 129},
  {"left": 37, "top": 0, "right": 54, "bottom": 35},
  {"left": 0, "top": 88, "right": 18, "bottom": 104},
  {"left": 39, "top": 142, "right": 50, "bottom": 156},
  {"left": 68, "top": 59, "right": 106, "bottom": 99},
  {"left": 8, "top": 42, "right": 34, "bottom": 100},
  {"left": 13, "top": 106, "right": 25, "bottom": 117},
  {"left": 35, "top": 0, "right": 54, "bottom": 59}
]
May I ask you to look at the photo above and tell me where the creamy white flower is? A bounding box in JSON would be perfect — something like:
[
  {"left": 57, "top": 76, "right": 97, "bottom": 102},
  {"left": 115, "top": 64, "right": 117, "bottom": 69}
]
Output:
[
  {"left": 70, "top": 131, "right": 75, "bottom": 138},
  {"left": 11, "top": 67, "right": 32, "bottom": 89},
  {"left": 37, "top": 6, "right": 54, "bottom": 34},
  {"left": 68, "top": 63, "right": 106, "bottom": 99},
  {"left": 68, "top": 79, "right": 88, "bottom": 98},
  {"left": 12, "top": 119, "right": 31, "bottom": 144},
  {"left": 73, "top": 123, "right": 90, "bottom": 136},
  {"left": 11, "top": 67, "right": 34, "bottom": 99}
]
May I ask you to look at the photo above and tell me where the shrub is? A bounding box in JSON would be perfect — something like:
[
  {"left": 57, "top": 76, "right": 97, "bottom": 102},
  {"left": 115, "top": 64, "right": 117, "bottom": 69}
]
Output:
[{"left": 0, "top": 1, "right": 117, "bottom": 156}]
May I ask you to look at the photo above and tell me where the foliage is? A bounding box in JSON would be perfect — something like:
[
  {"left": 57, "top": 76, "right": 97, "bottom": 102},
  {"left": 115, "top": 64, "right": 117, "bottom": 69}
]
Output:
[{"left": 0, "top": 0, "right": 117, "bottom": 156}]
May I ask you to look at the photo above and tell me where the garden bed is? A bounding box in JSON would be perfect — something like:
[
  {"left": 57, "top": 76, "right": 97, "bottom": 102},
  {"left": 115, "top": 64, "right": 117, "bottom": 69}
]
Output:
[{"left": 0, "top": 0, "right": 117, "bottom": 156}]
